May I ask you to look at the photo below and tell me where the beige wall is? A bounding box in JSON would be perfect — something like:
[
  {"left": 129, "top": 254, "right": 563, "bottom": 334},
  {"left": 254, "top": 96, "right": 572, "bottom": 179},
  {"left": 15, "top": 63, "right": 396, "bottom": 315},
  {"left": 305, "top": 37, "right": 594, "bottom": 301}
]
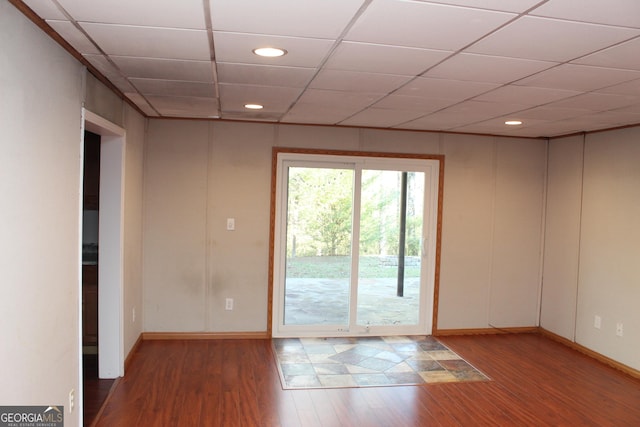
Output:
[
  {"left": 0, "top": 2, "right": 84, "bottom": 426},
  {"left": 0, "top": 4, "right": 146, "bottom": 424},
  {"left": 541, "top": 135, "right": 583, "bottom": 339},
  {"left": 489, "top": 138, "right": 546, "bottom": 327},
  {"left": 84, "top": 75, "right": 146, "bottom": 358},
  {"left": 543, "top": 128, "right": 640, "bottom": 370},
  {"left": 143, "top": 120, "right": 209, "bottom": 330},
  {"left": 438, "top": 134, "right": 496, "bottom": 328},
  {"left": 143, "top": 120, "right": 276, "bottom": 332},
  {"left": 542, "top": 128, "right": 640, "bottom": 370},
  {"left": 439, "top": 135, "right": 546, "bottom": 329},
  {"left": 84, "top": 73, "right": 125, "bottom": 127},
  {"left": 143, "top": 120, "right": 548, "bottom": 333},
  {"left": 122, "top": 105, "right": 146, "bottom": 355}
]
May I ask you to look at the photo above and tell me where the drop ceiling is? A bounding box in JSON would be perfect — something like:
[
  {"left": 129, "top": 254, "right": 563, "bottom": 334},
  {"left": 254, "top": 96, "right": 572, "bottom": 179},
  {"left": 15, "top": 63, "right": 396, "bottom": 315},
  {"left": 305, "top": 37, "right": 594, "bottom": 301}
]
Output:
[{"left": 16, "top": 0, "right": 640, "bottom": 138}]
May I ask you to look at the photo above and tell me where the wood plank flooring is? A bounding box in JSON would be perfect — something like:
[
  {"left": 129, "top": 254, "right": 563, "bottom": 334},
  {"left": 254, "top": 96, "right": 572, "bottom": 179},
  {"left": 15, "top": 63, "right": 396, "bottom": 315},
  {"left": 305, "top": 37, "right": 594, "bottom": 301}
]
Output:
[
  {"left": 93, "top": 334, "right": 640, "bottom": 426},
  {"left": 83, "top": 354, "right": 115, "bottom": 427}
]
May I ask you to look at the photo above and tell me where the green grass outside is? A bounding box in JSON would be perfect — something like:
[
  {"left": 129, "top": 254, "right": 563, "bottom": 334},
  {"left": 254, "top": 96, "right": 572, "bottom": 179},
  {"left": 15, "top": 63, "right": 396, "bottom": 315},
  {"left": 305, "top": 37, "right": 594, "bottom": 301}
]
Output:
[{"left": 286, "top": 255, "right": 420, "bottom": 279}]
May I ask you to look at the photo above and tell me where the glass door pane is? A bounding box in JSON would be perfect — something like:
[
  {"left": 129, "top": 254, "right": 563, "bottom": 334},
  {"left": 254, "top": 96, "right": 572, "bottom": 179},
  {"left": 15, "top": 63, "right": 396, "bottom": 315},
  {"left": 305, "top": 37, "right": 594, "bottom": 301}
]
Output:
[
  {"left": 356, "top": 170, "right": 424, "bottom": 327},
  {"left": 283, "top": 166, "right": 354, "bottom": 326}
]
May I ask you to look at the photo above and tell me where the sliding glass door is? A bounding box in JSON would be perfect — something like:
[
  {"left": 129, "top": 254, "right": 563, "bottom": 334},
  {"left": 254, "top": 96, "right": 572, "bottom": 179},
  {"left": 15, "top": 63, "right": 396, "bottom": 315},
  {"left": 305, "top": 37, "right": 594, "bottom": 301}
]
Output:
[
  {"left": 272, "top": 153, "right": 439, "bottom": 337},
  {"left": 356, "top": 169, "right": 424, "bottom": 329},
  {"left": 283, "top": 165, "right": 354, "bottom": 327}
]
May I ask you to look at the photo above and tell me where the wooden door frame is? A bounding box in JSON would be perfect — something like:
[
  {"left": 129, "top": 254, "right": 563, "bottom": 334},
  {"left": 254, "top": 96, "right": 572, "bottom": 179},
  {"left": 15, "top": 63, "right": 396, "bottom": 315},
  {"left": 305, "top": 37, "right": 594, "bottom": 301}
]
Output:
[{"left": 267, "top": 147, "right": 445, "bottom": 337}]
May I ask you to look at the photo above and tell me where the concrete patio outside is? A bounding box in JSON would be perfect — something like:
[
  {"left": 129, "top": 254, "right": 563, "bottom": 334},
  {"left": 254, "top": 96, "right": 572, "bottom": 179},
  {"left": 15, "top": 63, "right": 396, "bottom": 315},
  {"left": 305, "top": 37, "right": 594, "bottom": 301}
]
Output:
[{"left": 284, "top": 277, "right": 421, "bottom": 326}]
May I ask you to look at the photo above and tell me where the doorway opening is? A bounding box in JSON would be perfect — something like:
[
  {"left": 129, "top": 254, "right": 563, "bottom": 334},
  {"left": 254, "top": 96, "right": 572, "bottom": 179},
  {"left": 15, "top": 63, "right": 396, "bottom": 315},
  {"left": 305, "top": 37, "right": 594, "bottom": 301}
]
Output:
[
  {"left": 270, "top": 149, "right": 443, "bottom": 338},
  {"left": 79, "top": 109, "right": 125, "bottom": 423},
  {"left": 81, "top": 130, "right": 117, "bottom": 426},
  {"left": 82, "top": 130, "right": 100, "bottom": 354},
  {"left": 81, "top": 110, "right": 125, "bottom": 378},
  {"left": 81, "top": 130, "right": 104, "bottom": 423}
]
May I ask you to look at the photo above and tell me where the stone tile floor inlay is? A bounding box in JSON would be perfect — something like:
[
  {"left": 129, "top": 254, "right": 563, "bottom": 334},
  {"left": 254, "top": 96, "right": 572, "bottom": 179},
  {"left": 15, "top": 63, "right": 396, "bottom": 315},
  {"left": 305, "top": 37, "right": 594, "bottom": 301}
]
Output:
[{"left": 273, "top": 336, "right": 490, "bottom": 389}]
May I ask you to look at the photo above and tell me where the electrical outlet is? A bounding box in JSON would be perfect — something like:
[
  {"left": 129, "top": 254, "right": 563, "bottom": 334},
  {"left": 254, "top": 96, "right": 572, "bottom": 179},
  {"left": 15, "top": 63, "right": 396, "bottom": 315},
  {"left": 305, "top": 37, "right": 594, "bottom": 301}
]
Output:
[
  {"left": 594, "top": 315, "right": 602, "bottom": 329},
  {"left": 616, "top": 323, "right": 624, "bottom": 337},
  {"left": 69, "top": 389, "right": 75, "bottom": 413},
  {"left": 226, "top": 218, "right": 235, "bottom": 231},
  {"left": 225, "top": 298, "right": 234, "bottom": 311}
]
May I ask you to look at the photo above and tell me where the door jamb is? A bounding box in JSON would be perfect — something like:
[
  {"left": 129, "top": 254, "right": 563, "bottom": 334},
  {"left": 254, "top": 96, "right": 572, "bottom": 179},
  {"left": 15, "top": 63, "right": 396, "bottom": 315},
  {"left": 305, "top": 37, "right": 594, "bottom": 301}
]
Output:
[{"left": 82, "top": 109, "right": 125, "bottom": 379}]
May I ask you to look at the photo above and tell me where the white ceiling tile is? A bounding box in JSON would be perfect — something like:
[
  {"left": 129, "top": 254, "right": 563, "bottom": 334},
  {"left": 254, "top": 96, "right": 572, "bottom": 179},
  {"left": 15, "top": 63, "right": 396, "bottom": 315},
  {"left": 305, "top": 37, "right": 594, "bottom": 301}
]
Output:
[
  {"left": 517, "top": 122, "right": 586, "bottom": 137},
  {"left": 515, "top": 106, "right": 586, "bottom": 121},
  {"left": 213, "top": 32, "right": 334, "bottom": 68},
  {"left": 218, "top": 84, "right": 303, "bottom": 112},
  {"left": 346, "top": 0, "right": 515, "bottom": 51},
  {"left": 402, "top": 100, "right": 527, "bottom": 130},
  {"left": 611, "top": 104, "right": 640, "bottom": 119},
  {"left": 83, "top": 54, "right": 136, "bottom": 92},
  {"left": 56, "top": 0, "right": 205, "bottom": 29},
  {"left": 394, "top": 77, "right": 500, "bottom": 101},
  {"left": 282, "top": 103, "right": 361, "bottom": 125},
  {"left": 325, "top": 42, "right": 451, "bottom": 76},
  {"left": 124, "top": 92, "right": 158, "bottom": 116},
  {"left": 576, "top": 110, "right": 640, "bottom": 125},
  {"left": 309, "top": 70, "right": 411, "bottom": 94},
  {"left": 210, "top": 0, "right": 365, "bottom": 38},
  {"left": 468, "top": 16, "right": 640, "bottom": 62},
  {"left": 543, "top": 115, "right": 619, "bottom": 133},
  {"left": 297, "top": 89, "right": 383, "bottom": 110},
  {"left": 546, "top": 92, "right": 639, "bottom": 112},
  {"left": 610, "top": 103, "right": 640, "bottom": 114},
  {"left": 111, "top": 57, "right": 213, "bottom": 82},
  {"left": 455, "top": 126, "right": 543, "bottom": 138},
  {"left": 22, "top": 0, "right": 66, "bottom": 19},
  {"left": 516, "top": 64, "right": 640, "bottom": 91},
  {"left": 81, "top": 23, "right": 209, "bottom": 60},
  {"left": 521, "top": 126, "right": 573, "bottom": 138},
  {"left": 19, "top": 0, "right": 640, "bottom": 135},
  {"left": 146, "top": 95, "right": 219, "bottom": 117},
  {"left": 419, "top": 0, "right": 542, "bottom": 13},
  {"left": 372, "top": 94, "right": 457, "bottom": 113},
  {"left": 440, "top": 100, "right": 527, "bottom": 119},
  {"left": 400, "top": 111, "right": 474, "bottom": 131},
  {"left": 221, "top": 110, "right": 283, "bottom": 122},
  {"left": 424, "top": 53, "right": 557, "bottom": 83},
  {"left": 474, "top": 85, "right": 582, "bottom": 106},
  {"left": 111, "top": 79, "right": 138, "bottom": 96},
  {"left": 531, "top": 0, "right": 640, "bottom": 28},
  {"left": 46, "top": 20, "right": 100, "bottom": 54},
  {"left": 130, "top": 78, "right": 217, "bottom": 98},
  {"left": 451, "top": 118, "right": 550, "bottom": 137},
  {"left": 217, "top": 63, "right": 314, "bottom": 87},
  {"left": 339, "top": 107, "right": 426, "bottom": 128},
  {"left": 573, "top": 37, "right": 640, "bottom": 71},
  {"left": 578, "top": 74, "right": 640, "bottom": 97}
]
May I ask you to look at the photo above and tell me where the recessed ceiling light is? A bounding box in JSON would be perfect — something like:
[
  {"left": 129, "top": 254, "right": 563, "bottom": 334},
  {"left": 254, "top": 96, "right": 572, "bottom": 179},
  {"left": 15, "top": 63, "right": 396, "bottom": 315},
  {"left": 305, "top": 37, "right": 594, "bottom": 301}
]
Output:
[
  {"left": 505, "top": 120, "right": 523, "bottom": 126},
  {"left": 252, "top": 47, "right": 287, "bottom": 57},
  {"left": 244, "top": 104, "right": 264, "bottom": 110}
]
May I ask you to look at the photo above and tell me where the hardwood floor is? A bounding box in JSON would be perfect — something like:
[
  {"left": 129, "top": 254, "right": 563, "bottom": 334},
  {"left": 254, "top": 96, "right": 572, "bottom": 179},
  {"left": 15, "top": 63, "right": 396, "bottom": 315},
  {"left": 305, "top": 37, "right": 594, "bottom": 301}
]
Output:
[
  {"left": 83, "top": 354, "right": 116, "bottom": 427},
  {"left": 93, "top": 334, "right": 640, "bottom": 426}
]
